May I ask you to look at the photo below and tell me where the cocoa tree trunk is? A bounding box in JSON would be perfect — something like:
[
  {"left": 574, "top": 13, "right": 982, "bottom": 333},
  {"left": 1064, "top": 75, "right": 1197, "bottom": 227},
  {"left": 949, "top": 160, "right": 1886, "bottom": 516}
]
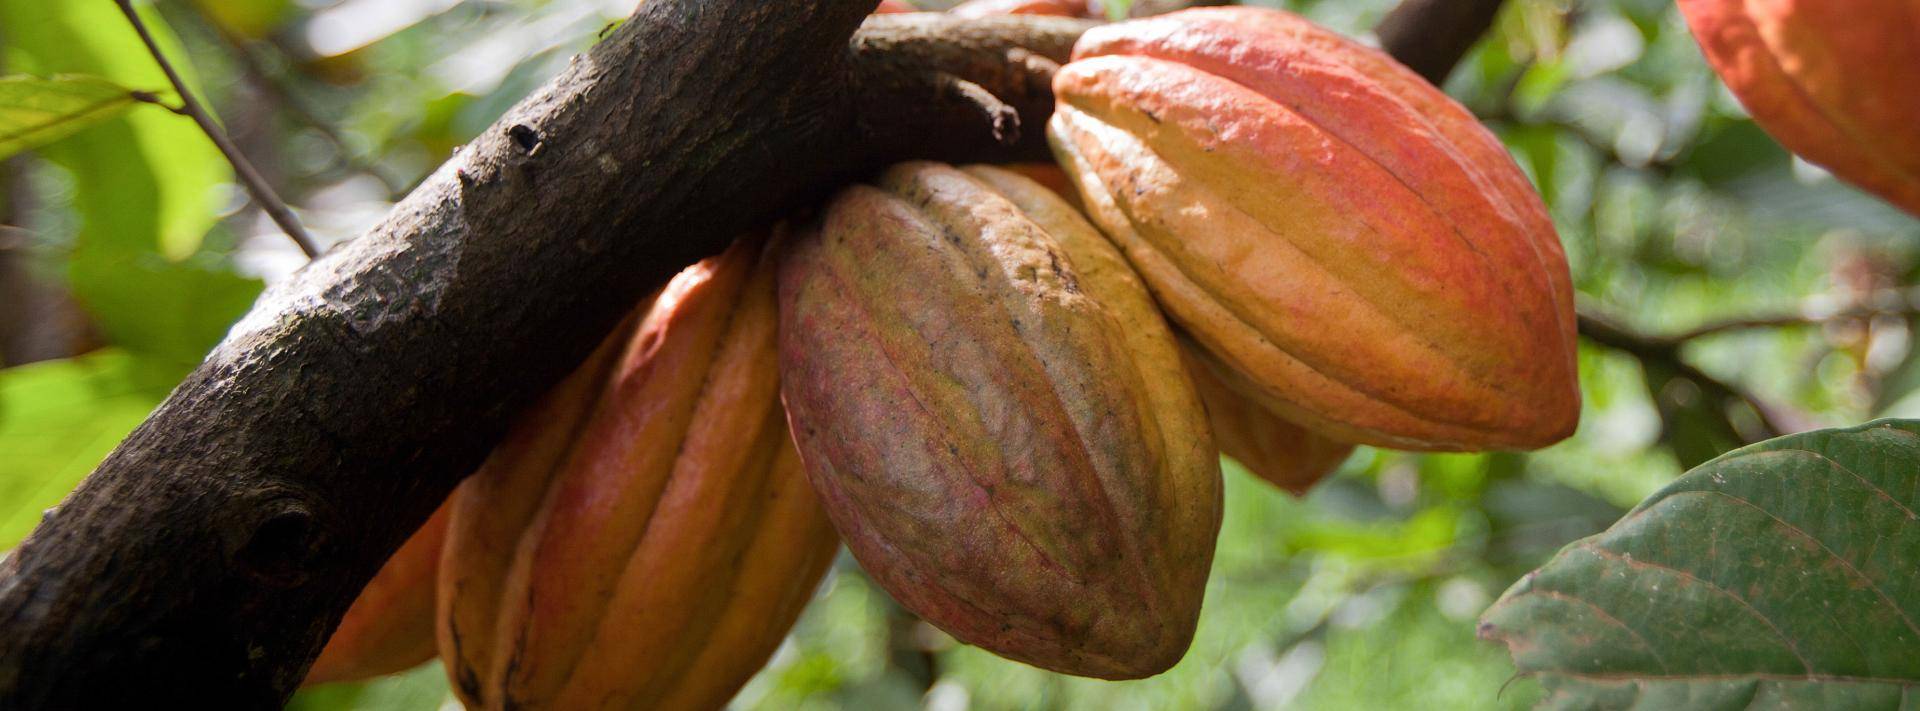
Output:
[{"left": 0, "top": 1, "right": 1503, "bottom": 707}]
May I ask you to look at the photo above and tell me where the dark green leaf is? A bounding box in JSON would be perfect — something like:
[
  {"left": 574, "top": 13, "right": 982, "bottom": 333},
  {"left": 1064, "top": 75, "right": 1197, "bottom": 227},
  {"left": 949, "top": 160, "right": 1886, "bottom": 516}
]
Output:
[
  {"left": 1481, "top": 420, "right": 1920, "bottom": 709},
  {"left": 0, "top": 74, "right": 139, "bottom": 160}
]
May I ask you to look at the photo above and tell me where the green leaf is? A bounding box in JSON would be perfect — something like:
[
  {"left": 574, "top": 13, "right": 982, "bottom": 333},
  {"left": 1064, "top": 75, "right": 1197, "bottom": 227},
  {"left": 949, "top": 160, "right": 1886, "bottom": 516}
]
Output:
[
  {"left": 1, "top": 0, "right": 230, "bottom": 259},
  {"left": 286, "top": 662, "right": 452, "bottom": 711},
  {"left": 1481, "top": 420, "right": 1920, "bottom": 710},
  {"left": 2, "top": 1, "right": 261, "bottom": 364},
  {"left": 0, "top": 350, "right": 178, "bottom": 549},
  {"left": 0, "top": 74, "right": 139, "bottom": 160}
]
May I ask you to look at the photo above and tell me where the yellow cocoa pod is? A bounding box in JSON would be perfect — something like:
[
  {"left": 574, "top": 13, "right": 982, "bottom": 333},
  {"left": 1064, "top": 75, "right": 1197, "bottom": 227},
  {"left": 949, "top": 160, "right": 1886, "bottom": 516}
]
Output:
[{"left": 1049, "top": 7, "right": 1579, "bottom": 451}]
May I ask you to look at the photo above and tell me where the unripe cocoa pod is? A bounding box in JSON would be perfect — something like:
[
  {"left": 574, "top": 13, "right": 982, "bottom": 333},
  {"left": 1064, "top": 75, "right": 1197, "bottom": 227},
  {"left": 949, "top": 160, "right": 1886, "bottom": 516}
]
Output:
[
  {"left": 779, "top": 161, "right": 1222, "bottom": 679},
  {"left": 949, "top": 0, "right": 1093, "bottom": 18},
  {"left": 304, "top": 500, "right": 452, "bottom": 685},
  {"left": 1180, "top": 345, "right": 1353, "bottom": 494},
  {"left": 1048, "top": 7, "right": 1579, "bottom": 451},
  {"left": 1678, "top": 0, "right": 1920, "bottom": 217},
  {"left": 436, "top": 236, "right": 838, "bottom": 711}
]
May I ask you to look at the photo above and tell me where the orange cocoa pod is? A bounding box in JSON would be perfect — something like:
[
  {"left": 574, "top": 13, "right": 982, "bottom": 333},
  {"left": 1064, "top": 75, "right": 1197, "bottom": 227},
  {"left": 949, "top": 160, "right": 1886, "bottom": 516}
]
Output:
[
  {"left": 1180, "top": 345, "right": 1353, "bottom": 495},
  {"left": 436, "top": 305, "right": 637, "bottom": 705},
  {"left": 779, "top": 162, "right": 1221, "bottom": 679},
  {"left": 437, "top": 236, "right": 838, "bottom": 711},
  {"left": 950, "top": 0, "right": 1093, "bottom": 18},
  {"left": 304, "top": 499, "right": 452, "bottom": 685},
  {"left": 874, "top": 0, "right": 917, "bottom": 13},
  {"left": 1678, "top": 0, "right": 1920, "bottom": 217},
  {"left": 1048, "top": 7, "right": 1579, "bottom": 452}
]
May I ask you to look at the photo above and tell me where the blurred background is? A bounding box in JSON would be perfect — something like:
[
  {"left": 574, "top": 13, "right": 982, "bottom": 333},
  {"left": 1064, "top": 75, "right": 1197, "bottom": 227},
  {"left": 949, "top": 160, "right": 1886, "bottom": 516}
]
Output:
[{"left": 3, "top": 0, "right": 1917, "bottom": 709}]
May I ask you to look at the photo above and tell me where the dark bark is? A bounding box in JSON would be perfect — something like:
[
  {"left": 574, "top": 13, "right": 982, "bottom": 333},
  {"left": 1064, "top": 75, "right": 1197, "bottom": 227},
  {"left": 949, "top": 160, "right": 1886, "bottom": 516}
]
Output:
[
  {"left": 0, "top": 0, "right": 1503, "bottom": 706},
  {"left": 0, "top": 6, "right": 1086, "bottom": 708},
  {"left": 1375, "top": 0, "right": 1508, "bottom": 85}
]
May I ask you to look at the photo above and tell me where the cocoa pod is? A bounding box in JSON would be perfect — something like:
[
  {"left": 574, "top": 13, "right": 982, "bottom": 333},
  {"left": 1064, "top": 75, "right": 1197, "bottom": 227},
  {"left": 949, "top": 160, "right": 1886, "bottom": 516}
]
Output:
[
  {"left": 949, "top": 0, "right": 1094, "bottom": 18},
  {"left": 1180, "top": 345, "right": 1353, "bottom": 495},
  {"left": 304, "top": 499, "right": 452, "bottom": 685},
  {"left": 1048, "top": 7, "right": 1579, "bottom": 452},
  {"left": 997, "top": 161, "right": 1084, "bottom": 211},
  {"left": 874, "top": 0, "right": 918, "bottom": 13},
  {"left": 436, "top": 236, "right": 838, "bottom": 710},
  {"left": 778, "top": 161, "right": 1222, "bottom": 679},
  {"left": 1678, "top": 0, "right": 1920, "bottom": 217}
]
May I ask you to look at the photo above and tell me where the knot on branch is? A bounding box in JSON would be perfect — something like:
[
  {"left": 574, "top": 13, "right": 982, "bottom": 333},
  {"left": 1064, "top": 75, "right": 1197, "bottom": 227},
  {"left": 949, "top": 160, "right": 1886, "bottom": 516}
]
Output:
[{"left": 233, "top": 498, "right": 327, "bottom": 589}]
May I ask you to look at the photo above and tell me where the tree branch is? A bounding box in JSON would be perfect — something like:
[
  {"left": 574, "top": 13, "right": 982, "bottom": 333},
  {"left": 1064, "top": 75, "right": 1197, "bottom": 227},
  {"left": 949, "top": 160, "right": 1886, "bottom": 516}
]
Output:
[
  {"left": 1374, "top": 0, "right": 1508, "bottom": 86},
  {"left": 1576, "top": 310, "right": 1796, "bottom": 441},
  {"left": 0, "top": 1, "right": 1512, "bottom": 706},
  {"left": 0, "top": 6, "right": 1088, "bottom": 707}
]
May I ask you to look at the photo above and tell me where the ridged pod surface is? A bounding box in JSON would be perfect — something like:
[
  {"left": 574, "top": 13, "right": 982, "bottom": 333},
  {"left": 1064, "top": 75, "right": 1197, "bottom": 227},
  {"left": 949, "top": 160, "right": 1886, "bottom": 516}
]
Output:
[
  {"left": 304, "top": 500, "right": 452, "bottom": 685},
  {"left": 1049, "top": 7, "right": 1579, "bottom": 451},
  {"left": 1181, "top": 346, "right": 1353, "bottom": 495},
  {"left": 778, "top": 162, "right": 1221, "bottom": 679},
  {"left": 949, "top": 0, "right": 1093, "bottom": 18},
  {"left": 1678, "top": 0, "right": 1920, "bottom": 217},
  {"left": 436, "top": 237, "right": 839, "bottom": 711}
]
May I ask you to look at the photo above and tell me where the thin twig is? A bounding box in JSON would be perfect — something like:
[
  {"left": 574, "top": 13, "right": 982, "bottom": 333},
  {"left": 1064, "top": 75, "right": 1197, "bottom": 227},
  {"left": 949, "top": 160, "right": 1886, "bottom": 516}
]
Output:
[
  {"left": 1667, "top": 302, "right": 1920, "bottom": 343},
  {"left": 114, "top": 0, "right": 320, "bottom": 259},
  {"left": 1577, "top": 310, "right": 1795, "bottom": 438}
]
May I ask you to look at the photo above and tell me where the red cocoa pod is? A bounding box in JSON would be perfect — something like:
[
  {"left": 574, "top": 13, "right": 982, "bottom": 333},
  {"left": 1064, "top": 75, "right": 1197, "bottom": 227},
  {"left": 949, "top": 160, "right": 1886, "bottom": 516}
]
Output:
[
  {"left": 1180, "top": 344, "right": 1353, "bottom": 494},
  {"left": 437, "top": 236, "right": 838, "bottom": 711},
  {"left": 304, "top": 499, "right": 452, "bottom": 685},
  {"left": 1048, "top": 7, "right": 1579, "bottom": 452},
  {"left": 950, "top": 0, "right": 1094, "bottom": 18},
  {"left": 1678, "top": 0, "right": 1920, "bottom": 217},
  {"left": 779, "top": 161, "right": 1222, "bottom": 679}
]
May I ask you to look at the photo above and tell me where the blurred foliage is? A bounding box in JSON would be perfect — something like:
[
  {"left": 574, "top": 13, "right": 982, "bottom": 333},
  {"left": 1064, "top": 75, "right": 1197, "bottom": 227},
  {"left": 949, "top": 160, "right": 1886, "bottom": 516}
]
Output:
[
  {"left": 0, "top": 75, "right": 141, "bottom": 161},
  {"left": 0, "top": 0, "right": 1915, "bottom": 709}
]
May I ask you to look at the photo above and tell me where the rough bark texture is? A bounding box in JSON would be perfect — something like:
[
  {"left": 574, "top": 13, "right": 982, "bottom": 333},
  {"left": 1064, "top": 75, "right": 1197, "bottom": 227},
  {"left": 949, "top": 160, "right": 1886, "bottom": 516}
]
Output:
[
  {"left": 0, "top": 1, "right": 1505, "bottom": 707},
  {"left": 0, "top": 6, "right": 1084, "bottom": 708}
]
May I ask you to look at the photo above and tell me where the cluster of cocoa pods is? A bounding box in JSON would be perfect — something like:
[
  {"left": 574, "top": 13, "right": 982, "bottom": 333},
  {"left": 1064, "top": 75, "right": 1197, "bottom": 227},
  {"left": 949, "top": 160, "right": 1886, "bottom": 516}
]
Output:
[{"left": 304, "top": 5, "right": 1587, "bottom": 708}]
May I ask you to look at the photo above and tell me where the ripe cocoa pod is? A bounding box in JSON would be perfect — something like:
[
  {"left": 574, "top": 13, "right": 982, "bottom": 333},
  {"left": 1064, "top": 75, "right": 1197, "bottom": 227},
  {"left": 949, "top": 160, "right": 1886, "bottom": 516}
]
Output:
[
  {"left": 874, "top": 0, "right": 917, "bottom": 13},
  {"left": 949, "top": 0, "right": 1093, "bottom": 18},
  {"left": 1678, "top": 0, "right": 1920, "bottom": 217},
  {"left": 304, "top": 500, "right": 452, "bottom": 685},
  {"left": 1180, "top": 345, "right": 1353, "bottom": 494},
  {"left": 779, "top": 161, "right": 1222, "bottom": 679},
  {"left": 437, "top": 236, "right": 838, "bottom": 711},
  {"left": 1049, "top": 7, "right": 1579, "bottom": 452}
]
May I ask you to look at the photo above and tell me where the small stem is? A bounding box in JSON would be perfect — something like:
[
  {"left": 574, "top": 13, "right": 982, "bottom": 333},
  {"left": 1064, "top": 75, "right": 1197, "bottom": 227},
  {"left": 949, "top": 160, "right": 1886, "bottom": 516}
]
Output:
[
  {"left": 1668, "top": 303, "right": 1920, "bottom": 343},
  {"left": 113, "top": 0, "right": 321, "bottom": 259}
]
